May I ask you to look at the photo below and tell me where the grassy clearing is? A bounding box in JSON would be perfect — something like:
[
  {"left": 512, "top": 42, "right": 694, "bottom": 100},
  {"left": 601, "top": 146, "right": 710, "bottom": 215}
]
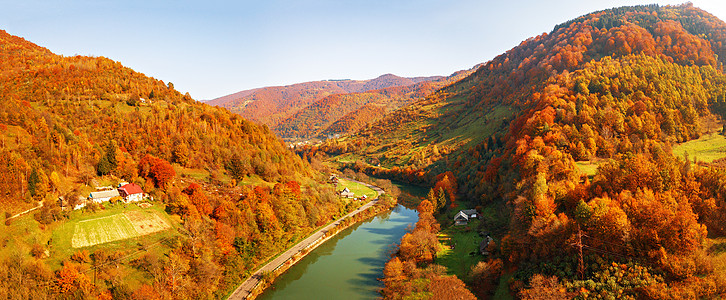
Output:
[
  {"left": 673, "top": 132, "right": 726, "bottom": 163},
  {"left": 493, "top": 272, "right": 515, "bottom": 300},
  {"left": 174, "top": 165, "right": 211, "bottom": 181},
  {"left": 575, "top": 160, "right": 599, "bottom": 177},
  {"left": 436, "top": 219, "right": 484, "bottom": 281},
  {"left": 337, "top": 178, "right": 377, "bottom": 199},
  {"left": 238, "top": 174, "right": 274, "bottom": 187},
  {"left": 0, "top": 212, "right": 50, "bottom": 261}
]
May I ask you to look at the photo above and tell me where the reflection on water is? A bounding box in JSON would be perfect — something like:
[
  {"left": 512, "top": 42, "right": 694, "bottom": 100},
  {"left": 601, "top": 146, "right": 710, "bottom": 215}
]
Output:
[{"left": 257, "top": 204, "right": 418, "bottom": 300}]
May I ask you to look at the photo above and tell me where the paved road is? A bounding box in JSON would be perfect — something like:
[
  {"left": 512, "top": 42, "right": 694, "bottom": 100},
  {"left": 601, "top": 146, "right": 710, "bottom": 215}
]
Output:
[{"left": 227, "top": 178, "right": 384, "bottom": 300}]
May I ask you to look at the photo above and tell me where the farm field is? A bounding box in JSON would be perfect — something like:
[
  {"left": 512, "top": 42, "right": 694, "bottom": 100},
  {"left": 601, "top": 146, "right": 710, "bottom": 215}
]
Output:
[{"left": 71, "top": 209, "right": 171, "bottom": 248}]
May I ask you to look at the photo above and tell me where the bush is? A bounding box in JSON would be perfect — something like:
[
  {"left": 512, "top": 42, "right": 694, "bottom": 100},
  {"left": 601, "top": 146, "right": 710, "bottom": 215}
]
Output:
[
  {"left": 30, "top": 243, "right": 45, "bottom": 258},
  {"left": 71, "top": 250, "right": 91, "bottom": 263}
]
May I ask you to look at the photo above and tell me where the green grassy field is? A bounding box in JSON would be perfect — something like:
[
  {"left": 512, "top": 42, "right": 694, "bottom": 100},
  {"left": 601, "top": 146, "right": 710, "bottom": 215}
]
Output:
[
  {"left": 673, "top": 132, "right": 726, "bottom": 163},
  {"left": 436, "top": 219, "right": 484, "bottom": 281},
  {"left": 72, "top": 213, "right": 138, "bottom": 248},
  {"left": 50, "top": 202, "right": 179, "bottom": 269},
  {"left": 575, "top": 160, "right": 600, "bottom": 177},
  {"left": 337, "top": 178, "right": 378, "bottom": 199}
]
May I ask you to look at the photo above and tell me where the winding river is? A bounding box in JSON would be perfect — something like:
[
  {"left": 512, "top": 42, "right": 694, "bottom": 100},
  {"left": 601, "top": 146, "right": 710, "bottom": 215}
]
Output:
[{"left": 257, "top": 204, "right": 418, "bottom": 300}]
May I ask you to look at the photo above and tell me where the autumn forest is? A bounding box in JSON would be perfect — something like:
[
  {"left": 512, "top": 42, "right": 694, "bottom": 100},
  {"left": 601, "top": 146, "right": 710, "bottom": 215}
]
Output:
[{"left": 2, "top": 2, "right": 726, "bottom": 300}]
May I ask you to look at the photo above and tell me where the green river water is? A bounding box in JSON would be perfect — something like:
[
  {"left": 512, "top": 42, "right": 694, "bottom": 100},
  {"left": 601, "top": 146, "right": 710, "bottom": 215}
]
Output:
[{"left": 257, "top": 204, "right": 418, "bottom": 300}]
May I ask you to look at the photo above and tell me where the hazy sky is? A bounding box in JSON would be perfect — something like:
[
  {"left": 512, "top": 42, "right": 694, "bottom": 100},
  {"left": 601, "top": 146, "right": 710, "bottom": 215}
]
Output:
[{"left": 0, "top": 1, "right": 724, "bottom": 100}]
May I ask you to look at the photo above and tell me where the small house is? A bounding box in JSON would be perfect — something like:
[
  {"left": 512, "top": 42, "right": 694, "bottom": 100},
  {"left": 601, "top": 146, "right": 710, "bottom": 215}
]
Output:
[
  {"left": 454, "top": 209, "right": 478, "bottom": 225},
  {"left": 360, "top": 194, "right": 367, "bottom": 201},
  {"left": 89, "top": 189, "right": 120, "bottom": 204},
  {"left": 340, "top": 187, "right": 354, "bottom": 198},
  {"left": 118, "top": 183, "right": 144, "bottom": 203}
]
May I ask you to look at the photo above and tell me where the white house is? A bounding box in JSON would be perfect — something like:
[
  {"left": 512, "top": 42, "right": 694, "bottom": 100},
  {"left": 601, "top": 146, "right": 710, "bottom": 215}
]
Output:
[
  {"left": 118, "top": 183, "right": 144, "bottom": 202},
  {"left": 89, "top": 189, "right": 120, "bottom": 204}
]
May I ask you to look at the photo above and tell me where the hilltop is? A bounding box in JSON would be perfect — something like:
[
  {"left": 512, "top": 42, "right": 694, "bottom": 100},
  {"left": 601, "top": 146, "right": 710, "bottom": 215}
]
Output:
[{"left": 306, "top": 4, "right": 726, "bottom": 298}]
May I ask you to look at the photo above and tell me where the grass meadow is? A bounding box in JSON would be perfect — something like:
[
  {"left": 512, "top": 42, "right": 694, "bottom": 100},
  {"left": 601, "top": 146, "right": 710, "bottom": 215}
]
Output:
[
  {"left": 338, "top": 178, "right": 378, "bottom": 199},
  {"left": 673, "top": 132, "right": 726, "bottom": 163}
]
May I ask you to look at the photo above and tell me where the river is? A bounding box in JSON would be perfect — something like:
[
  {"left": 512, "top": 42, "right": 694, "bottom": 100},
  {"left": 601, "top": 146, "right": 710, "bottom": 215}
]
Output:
[{"left": 257, "top": 204, "right": 418, "bottom": 300}]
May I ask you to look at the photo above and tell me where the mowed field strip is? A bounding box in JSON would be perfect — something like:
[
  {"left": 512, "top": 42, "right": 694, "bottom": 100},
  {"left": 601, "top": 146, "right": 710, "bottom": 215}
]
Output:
[{"left": 71, "top": 210, "right": 171, "bottom": 248}]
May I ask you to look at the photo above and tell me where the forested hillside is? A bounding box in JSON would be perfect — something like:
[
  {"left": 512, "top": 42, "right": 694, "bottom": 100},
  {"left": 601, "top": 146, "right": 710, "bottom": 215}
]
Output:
[
  {"left": 208, "top": 73, "right": 442, "bottom": 127},
  {"left": 275, "top": 68, "right": 477, "bottom": 140},
  {"left": 0, "top": 29, "right": 350, "bottom": 299},
  {"left": 306, "top": 4, "right": 726, "bottom": 298}
]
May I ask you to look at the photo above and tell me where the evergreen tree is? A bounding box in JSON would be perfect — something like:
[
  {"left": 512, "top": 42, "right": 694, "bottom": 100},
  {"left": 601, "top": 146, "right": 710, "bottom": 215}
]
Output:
[
  {"left": 97, "top": 156, "right": 112, "bottom": 176},
  {"left": 28, "top": 168, "right": 39, "bottom": 197},
  {"left": 106, "top": 141, "right": 118, "bottom": 170}
]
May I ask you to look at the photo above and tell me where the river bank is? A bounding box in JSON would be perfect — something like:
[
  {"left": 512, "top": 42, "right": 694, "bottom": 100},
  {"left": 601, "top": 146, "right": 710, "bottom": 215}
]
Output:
[
  {"left": 258, "top": 204, "right": 418, "bottom": 299},
  {"left": 227, "top": 179, "right": 394, "bottom": 300}
]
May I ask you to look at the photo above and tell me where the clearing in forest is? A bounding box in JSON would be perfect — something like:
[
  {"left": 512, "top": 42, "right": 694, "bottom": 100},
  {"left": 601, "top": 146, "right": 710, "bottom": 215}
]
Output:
[
  {"left": 673, "top": 132, "right": 726, "bottom": 163},
  {"left": 71, "top": 210, "right": 170, "bottom": 248}
]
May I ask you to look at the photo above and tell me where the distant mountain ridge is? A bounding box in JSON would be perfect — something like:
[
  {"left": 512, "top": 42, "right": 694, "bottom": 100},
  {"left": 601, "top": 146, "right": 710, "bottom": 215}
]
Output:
[
  {"left": 273, "top": 67, "right": 479, "bottom": 140},
  {"left": 207, "top": 73, "right": 443, "bottom": 126}
]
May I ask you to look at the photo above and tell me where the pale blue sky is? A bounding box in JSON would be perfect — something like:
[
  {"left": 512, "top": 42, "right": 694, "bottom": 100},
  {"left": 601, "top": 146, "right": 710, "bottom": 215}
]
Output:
[{"left": 0, "top": 1, "right": 724, "bottom": 100}]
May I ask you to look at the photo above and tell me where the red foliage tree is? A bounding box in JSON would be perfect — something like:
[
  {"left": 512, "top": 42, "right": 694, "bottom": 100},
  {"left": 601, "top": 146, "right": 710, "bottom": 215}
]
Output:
[{"left": 139, "top": 154, "right": 176, "bottom": 188}]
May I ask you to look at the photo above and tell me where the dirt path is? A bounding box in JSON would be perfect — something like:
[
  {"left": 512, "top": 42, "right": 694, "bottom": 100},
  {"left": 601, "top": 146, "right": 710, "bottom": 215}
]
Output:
[
  {"left": 227, "top": 178, "right": 384, "bottom": 300},
  {"left": 7, "top": 200, "right": 44, "bottom": 220}
]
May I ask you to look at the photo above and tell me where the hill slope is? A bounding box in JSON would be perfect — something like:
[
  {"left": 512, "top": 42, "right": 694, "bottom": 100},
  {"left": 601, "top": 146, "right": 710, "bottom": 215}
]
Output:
[
  {"left": 312, "top": 4, "right": 726, "bottom": 298},
  {"left": 208, "top": 73, "right": 442, "bottom": 127},
  {"left": 0, "top": 29, "right": 350, "bottom": 299},
  {"left": 274, "top": 68, "right": 477, "bottom": 140}
]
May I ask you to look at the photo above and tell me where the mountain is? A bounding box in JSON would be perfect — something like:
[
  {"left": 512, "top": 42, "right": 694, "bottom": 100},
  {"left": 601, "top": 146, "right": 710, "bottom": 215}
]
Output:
[
  {"left": 207, "top": 73, "right": 443, "bottom": 127},
  {"left": 273, "top": 68, "right": 477, "bottom": 140},
  {"left": 308, "top": 4, "right": 726, "bottom": 298},
  {"left": 0, "top": 29, "right": 350, "bottom": 299}
]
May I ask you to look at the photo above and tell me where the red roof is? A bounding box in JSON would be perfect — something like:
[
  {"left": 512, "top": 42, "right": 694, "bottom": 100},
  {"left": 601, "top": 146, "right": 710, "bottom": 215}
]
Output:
[{"left": 119, "top": 183, "right": 144, "bottom": 195}]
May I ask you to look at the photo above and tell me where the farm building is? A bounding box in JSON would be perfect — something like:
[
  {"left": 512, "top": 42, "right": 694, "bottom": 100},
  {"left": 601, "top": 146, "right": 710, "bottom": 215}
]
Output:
[
  {"left": 118, "top": 183, "right": 144, "bottom": 202},
  {"left": 89, "top": 189, "right": 120, "bottom": 204},
  {"left": 454, "top": 209, "right": 478, "bottom": 225},
  {"left": 340, "top": 187, "right": 354, "bottom": 198}
]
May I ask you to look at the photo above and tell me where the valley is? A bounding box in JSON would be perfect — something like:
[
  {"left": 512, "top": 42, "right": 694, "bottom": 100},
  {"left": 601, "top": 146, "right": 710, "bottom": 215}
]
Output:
[{"left": 3, "top": 2, "right": 726, "bottom": 300}]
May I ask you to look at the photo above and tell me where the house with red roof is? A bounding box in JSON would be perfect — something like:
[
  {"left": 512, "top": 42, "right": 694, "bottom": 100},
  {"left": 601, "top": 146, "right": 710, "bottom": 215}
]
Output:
[{"left": 118, "top": 183, "right": 144, "bottom": 202}]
